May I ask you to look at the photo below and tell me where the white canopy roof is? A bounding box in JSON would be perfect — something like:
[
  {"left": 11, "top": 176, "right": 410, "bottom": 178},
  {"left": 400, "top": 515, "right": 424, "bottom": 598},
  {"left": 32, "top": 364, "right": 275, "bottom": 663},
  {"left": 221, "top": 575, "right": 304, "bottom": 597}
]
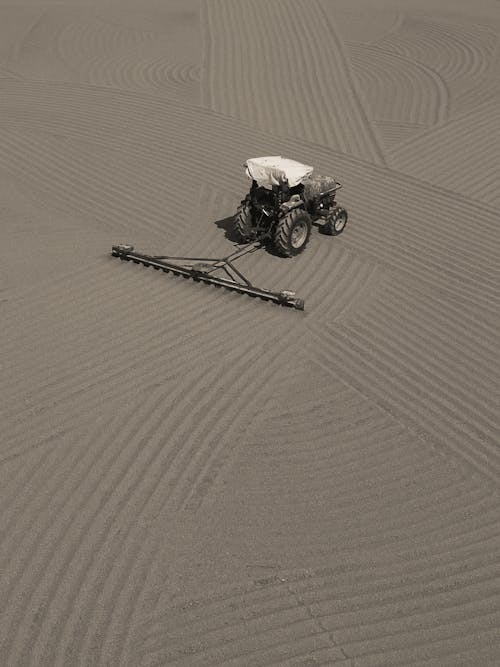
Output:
[{"left": 245, "top": 156, "right": 314, "bottom": 189}]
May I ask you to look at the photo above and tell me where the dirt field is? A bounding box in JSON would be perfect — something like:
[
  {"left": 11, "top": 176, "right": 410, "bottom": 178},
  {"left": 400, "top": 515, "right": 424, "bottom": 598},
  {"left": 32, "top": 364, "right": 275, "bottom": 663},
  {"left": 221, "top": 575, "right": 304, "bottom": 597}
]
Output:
[{"left": 1, "top": 1, "right": 500, "bottom": 665}]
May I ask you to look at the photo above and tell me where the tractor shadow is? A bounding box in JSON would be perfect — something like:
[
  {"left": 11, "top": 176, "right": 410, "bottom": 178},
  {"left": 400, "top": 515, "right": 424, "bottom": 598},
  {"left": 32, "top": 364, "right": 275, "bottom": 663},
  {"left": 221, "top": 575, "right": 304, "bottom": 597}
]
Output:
[
  {"left": 213, "top": 215, "right": 283, "bottom": 257},
  {"left": 214, "top": 215, "right": 240, "bottom": 243}
]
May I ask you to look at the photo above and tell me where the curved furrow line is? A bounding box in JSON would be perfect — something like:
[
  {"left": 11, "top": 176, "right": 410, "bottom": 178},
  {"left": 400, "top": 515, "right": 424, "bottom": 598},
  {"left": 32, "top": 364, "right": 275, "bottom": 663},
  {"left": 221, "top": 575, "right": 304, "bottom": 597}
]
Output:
[
  {"left": 338, "top": 612, "right": 500, "bottom": 666},
  {"left": 343, "top": 172, "right": 500, "bottom": 270},
  {"left": 273, "top": 0, "right": 335, "bottom": 150},
  {"left": 151, "top": 540, "right": 500, "bottom": 635},
  {"left": 0, "top": 273, "right": 223, "bottom": 411},
  {"left": 199, "top": 0, "right": 213, "bottom": 108},
  {"left": 3, "top": 385, "right": 186, "bottom": 666},
  {"left": 141, "top": 550, "right": 500, "bottom": 663},
  {"left": 348, "top": 43, "right": 449, "bottom": 126},
  {"left": 342, "top": 154, "right": 499, "bottom": 241},
  {"left": 84, "top": 50, "right": 200, "bottom": 100},
  {"left": 372, "top": 120, "right": 430, "bottom": 150},
  {"left": 0, "top": 442, "right": 64, "bottom": 543},
  {"left": 347, "top": 313, "right": 500, "bottom": 435},
  {"left": 1, "top": 271, "right": 267, "bottom": 458},
  {"left": 292, "top": 557, "right": 500, "bottom": 612},
  {"left": 8, "top": 8, "right": 78, "bottom": 81},
  {"left": 55, "top": 13, "right": 156, "bottom": 64},
  {"left": 321, "top": 4, "right": 402, "bottom": 46},
  {"left": 0, "top": 255, "right": 115, "bottom": 324},
  {"left": 388, "top": 282, "right": 500, "bottom": 370},
  {"left": 0, "top": 66, "right": 20, "bottom": 79},
  {"left": 302, "top": 0, "right": 386, "bottom": 163},
  {"left": 54, "top": 14, "right": 199, "bottom": 101},
  {"left": 0, "top": 140, "right": 173, "bottom": 243},
  {"left": 144, "top": 626, "right": 340, "bottom": 667},
  {"left": 19, "top": 376, "right": 219, "bottom": 664},
  {"left": 233, "top": 461, "right": 489, "bottom": 536},
  {"left": 10, "top": 284, "right": 290, "bottom": 664},
  {"left": 313, "top": 0, "right": 387, "bottom": 164},
  {"left": 235, "top": 424, "right": 466, "bottom": 494},
  {"left": 0, "top": 271, "right": 199, "bottom": 418},
  {"left": 338, "top": 222, "right": 500, "bottom": 314},
  {"left": 0, "top": 76, "right": 492, "bottom": 222},
  {"left": 163, "top": 410, "right": 495, "bottom": 546},
  {"left": 417, "top": 645, "right": 500, "bottom": 667},
  {"left": 46, "top": 331, "right": 294, "bottom": 666},
  {"left": 0, "top": 126, "right": 193, "bottom": 242},
  {"left": 339, "top": 240, "right": 500, "bottom": 318},
  {"left": 140, "top": 557, "right": 500, "bottom": 665},
  {"left": 1, "top": 79, "right": 497, "bottom": 252},
  {"left": 452, "top": 36, "right": 500, "bottom": 114},
  {"left": 2, "top": 98, "right": 496, "bottom": 324},
  {"left": 317, "top": 318, "right": 500, "bottom": 468},
  {"left": 203, "top": 0, "right": 386, "bottom": 164},
  {"left": 4, "top": 336, "right": 258, "bottom": 664},
  {"left": 0, "top": 86, "right": 236, "bottom": 200},
  {"left": 1, "top": 240, "right": 272, "bottom": 422},
  {"left": 140, "top": 595, "right": 338, "bottom": 666},
  {"left": 360, "top": 284, "right": 500, "bottom": 399},
  {"left": 309, "top": 325, "right": 500, "bottom": 483},
  {"left": 90, "top": 314, "right": 323, "bottom": 665},
  {"left": 307, "top": 256, "right": 385, "bottom": 325},
  {"left": 375, "top": 15, "right": 496, "bottom": 84},
  {"left": 310, "top": 577, "right": 500, "bottom": 634},
  {"left": 154, "top": 262, "right": 388, "bottom": 516},
  {"left": 308, "top": 596, "right": 500, "bottom": 658},
  {"left": 164, "top": 61, "right": 201, "bottom": 84},
  {"left": 0, "top": 94, "right": 264, "bottom": 234},
  {"left": 0, "top": 405, "right": 131, "bottom": 659},
  {"left": 107, "top": 320, "right": 372, "bottom": 660},
  {"left": 224, "top": 435, "right": 496, "bottom": 551},
  {"left": 337, "top": 182, "right": 499, "bottom": 273},
  {"left": 346, "top": 208, "right": 500, "bottom": 290},
  {"left": 379, "top": 275, "right": 499, "bottom": 347}
]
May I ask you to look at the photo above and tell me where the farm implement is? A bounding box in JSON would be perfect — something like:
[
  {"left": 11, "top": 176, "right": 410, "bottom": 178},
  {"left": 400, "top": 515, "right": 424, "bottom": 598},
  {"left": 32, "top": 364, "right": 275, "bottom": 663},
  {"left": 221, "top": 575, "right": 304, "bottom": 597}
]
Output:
[
  {"left": 111, "top": 239, "right": 305, "bottom": 310},
  {"left": 111, "top": 157, "right": 349, "bottom": 311}
]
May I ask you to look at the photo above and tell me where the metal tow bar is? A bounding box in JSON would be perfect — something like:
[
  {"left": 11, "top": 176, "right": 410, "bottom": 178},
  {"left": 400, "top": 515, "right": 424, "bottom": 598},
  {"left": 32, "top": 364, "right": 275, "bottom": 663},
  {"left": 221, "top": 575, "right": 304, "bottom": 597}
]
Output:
[{"left": 111, "top": 241, "right": 305, "bottom": 310}]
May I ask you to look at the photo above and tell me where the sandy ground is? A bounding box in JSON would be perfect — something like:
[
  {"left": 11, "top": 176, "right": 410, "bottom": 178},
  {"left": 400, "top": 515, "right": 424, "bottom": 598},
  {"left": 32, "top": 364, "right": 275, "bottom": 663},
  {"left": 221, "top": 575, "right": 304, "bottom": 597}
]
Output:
[{"left": 1, "top": 0, "right": 500, "bottom": 665}]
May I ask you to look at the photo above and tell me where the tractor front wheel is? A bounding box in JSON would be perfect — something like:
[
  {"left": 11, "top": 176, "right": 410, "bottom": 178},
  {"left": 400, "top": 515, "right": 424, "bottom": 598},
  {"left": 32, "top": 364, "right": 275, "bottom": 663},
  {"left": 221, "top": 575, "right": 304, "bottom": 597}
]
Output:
[
  {"left": 274, "top": 209, "right": 312, "bottom": 257},
  {"left": 233, "top": 202, "right": 255, "bottom": 243},
  {"left": 322, "top": 206, "right": 348, "bottom": 236}
]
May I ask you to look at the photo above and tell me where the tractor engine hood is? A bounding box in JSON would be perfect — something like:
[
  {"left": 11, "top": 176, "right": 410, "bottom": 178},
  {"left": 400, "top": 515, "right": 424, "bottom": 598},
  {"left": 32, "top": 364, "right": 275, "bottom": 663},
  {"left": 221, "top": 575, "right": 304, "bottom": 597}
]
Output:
[{"left": 245, "top": 156, "right": 314, "bottom": 189}]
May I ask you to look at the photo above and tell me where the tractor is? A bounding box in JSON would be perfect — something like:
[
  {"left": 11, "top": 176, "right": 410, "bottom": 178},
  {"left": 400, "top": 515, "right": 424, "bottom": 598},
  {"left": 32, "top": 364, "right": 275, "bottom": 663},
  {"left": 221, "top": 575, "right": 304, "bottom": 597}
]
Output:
[
  {"left": 111, "top": 157, "right": 349, "bottom": 311},
  {"left": 234, "top": 156, "right": 348, "bottom": 257}
]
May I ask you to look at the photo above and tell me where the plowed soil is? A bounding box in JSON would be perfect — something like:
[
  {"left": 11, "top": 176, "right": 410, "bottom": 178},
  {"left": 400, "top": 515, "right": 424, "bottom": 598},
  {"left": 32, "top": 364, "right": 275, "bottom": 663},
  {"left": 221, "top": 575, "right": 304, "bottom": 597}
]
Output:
[{"left": 1, "top": 1, "right": 500, "bottom": 665}]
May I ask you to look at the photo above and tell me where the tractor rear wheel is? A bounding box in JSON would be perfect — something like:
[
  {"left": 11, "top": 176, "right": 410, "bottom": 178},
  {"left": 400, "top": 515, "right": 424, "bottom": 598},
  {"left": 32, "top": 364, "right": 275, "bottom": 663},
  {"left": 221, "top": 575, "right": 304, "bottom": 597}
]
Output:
[
  {"left": 233, "top": 202, "right": 255, "bottom": 242},
  {"left": 274, "top": 209, "right": 312, "bottom": 257},
  {"left": 322, "top": 206, "right": 348, "bottom": 236}
]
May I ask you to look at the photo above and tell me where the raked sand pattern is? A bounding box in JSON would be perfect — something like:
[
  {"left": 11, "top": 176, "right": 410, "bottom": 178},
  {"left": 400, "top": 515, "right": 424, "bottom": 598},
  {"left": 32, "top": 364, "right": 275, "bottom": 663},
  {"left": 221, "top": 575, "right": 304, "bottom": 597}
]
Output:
[{"left": 1, "top": 1, "right": 500, "bottom": 665}]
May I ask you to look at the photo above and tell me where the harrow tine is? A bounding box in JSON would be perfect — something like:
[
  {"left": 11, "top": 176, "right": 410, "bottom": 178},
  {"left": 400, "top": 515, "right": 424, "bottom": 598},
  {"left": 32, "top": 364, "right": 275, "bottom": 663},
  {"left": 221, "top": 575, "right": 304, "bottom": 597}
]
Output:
[{"left": 111, "top": 244, "right": 304, "bottom": 310}]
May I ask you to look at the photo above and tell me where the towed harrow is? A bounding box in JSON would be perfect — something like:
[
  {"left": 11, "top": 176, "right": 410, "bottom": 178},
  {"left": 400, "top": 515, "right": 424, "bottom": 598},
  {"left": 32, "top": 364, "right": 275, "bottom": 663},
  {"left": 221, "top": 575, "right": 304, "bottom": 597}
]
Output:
[{"left": 111, "top": 239, "right": 305, "bottom": 310}]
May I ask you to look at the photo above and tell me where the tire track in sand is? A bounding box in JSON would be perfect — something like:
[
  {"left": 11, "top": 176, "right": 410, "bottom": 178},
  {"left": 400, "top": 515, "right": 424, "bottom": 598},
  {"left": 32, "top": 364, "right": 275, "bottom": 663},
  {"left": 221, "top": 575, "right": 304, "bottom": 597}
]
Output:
[
  {"left": 374, "top": 13, "right": 498, "bottom": 117},
  {"left": 348, "top": 43, "right": 449, "bottom": 146},
  {"left": 201, "top": 0, "right": 386, "bottom": 165}
]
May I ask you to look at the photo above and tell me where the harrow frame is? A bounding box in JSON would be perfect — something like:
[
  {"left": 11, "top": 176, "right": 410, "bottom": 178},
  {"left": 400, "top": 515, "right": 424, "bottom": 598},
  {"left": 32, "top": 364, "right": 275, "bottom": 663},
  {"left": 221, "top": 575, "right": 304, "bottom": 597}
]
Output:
[{"left": 111, "top": 240, "right": 305, "bottom": 310}]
